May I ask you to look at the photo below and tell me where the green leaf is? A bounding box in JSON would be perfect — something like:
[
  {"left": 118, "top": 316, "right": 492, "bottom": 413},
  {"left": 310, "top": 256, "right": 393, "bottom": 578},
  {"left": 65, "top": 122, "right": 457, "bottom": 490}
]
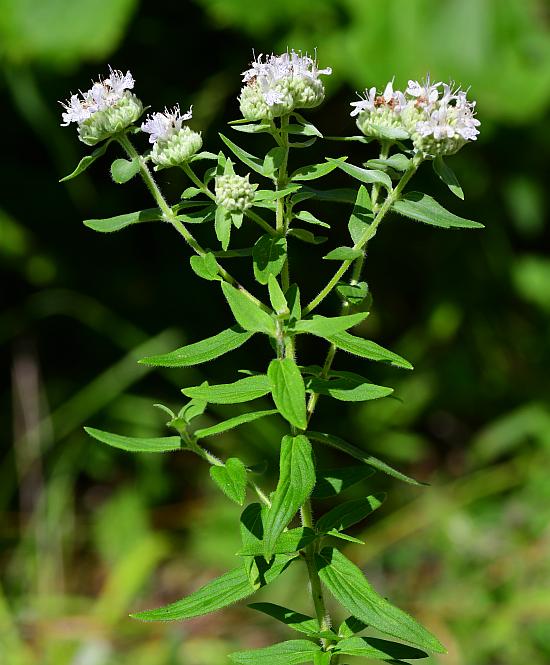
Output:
[
  {"left": 84, "top": 208, "right": 163, "bottom": 232},
  {"left": 180, "top": 399, "right": 207, "bottom": 424},
  {"left": 288, "top": 229, "right": 327, "bottom": 244},
  {"left": 132, "top": 555, "right": 293, "bottom": 621},
  {"left": 268, "top": 358, "right": 307, "bottom": 429},
  {"left": 84, "top": 427, "right": 181, "bottom": 453},
  {"left": 253, "top": 235, "right": 287, "bottom": 285},
  {"left": 433, "top": 155, "right": 464, "bottom": 199},
  {"left": 317, "top": 494, "right": 385, "bottom": 533},
  {"left": 328, "top": 159, "right": 392, "bottom": 190},
  {"left": 194, "top": 409, "right": 278, "bottom": 439},
  {"left": 348, "top": 186, "right": 374, "bottom": 245},
  {"left": 292, "top": 187, "right": 357, "bottom": 205},
  {"left": 262, "top": 147, "right": 285, "bottom": 177},
  {"left": 110, "top": 157, "right": 140, "bottom": 184},
  {"left": 308, "top": 431, "right": 423, "bottom": 485},
  {"left": 286, "top": 285, "right": 301, "bottom": 323},
  {"left": 294, "top": 210, "right": 330, "bottom": 228},
  {"left": 335, "top": 636, "right": 428, "bottom": 660},
  {"left": 181, "top": 186, "right": 203, "bottom": 199},
  {"left": 215, "top": 205, "right": 232, "bottom": 250},
  {"left": 221, "top": 282, "right": 276, "bottom": 336},
  {"left": 248, "top": 603, "right": 337, "bottom": 639},
  {"left": 139, "top": 326, "right": 253, "bottom": 367},
  {"left": 231, "top": 122, "right": 272, "bottom": 134},
  {"left": 338, "top": 616, "right": 368, "bottom": 638},
  {"left": 210, "top": 458, "right": 248, "bottom": 505},
  {"left": 307, "top": 375, "right": 393, "bottom": 402},
  {"left": 219, "top": 134, "right": 265, "bottom": 176},
  {"left": 393, "top": 192, "right": 483, "bottom": 229},
  {"left": 263, "top": 435, "right": 315, "bottom": 557},
  {"left": 229, "top": 640, "right": 321, "bottom": 665},
  {"left": 367, "top": 154, "right": 411, "bottom": 173},
  {"left": 189, "top": 150, "right": 218, "bottom": 162},
  {"left": 182, "top": 375, "right": 271, "bottom": 404},
  {"left": 312, "top": 466, "right": 375, "bottom": 499},
  {"left": 239, "top": 525, "right": 317, "bottom": 556},
  {"left": 255, "top": 186, "right": 301, "bottom": 202},
  {"left": 291, "top": 112, "right": 323, "bottom": 137},
  {"left": 190, "top": 252, "right": 221, "bottom": 281},
  {"left": 323, "top": 247, "right": 364, "bottom": 261},
  {"left": 326, "top": 331, "right": 413, "bottom": 370},
  {"left": 315, "top": 548, "right": 445, "bottom": 653},
  {"left": 59, "top": 140, "right": 112, "bottom": 182},
  {"left": 268, "top": 275, "right": 289, "bottom": 315},
  {"left": 336, "top": 282, "right": 369, "bottom": 307},
  {"left": 292, "top": 312, "right": 367, "bottom": 337},
  {"left": 290, "top": 156, "right": 347, "bottom": 181}
]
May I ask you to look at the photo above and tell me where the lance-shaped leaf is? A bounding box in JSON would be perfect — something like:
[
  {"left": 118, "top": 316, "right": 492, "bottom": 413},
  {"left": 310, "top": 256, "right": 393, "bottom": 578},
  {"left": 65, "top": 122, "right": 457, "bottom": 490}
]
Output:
[
  {"left": 288, "top": 229, "right": 327, "bottom": 245},
  {"left": 219, "top": 134, "right": 265, "bottom": 175},
  {"left": 312, "top": 465, "right": 375, "bottom": 499},
  {"left": 111, "top": 157, "right": 140, "bottom": 184},
  {"left": 190, "top": 252, "right": 221, "bottom": 281},
  {"left": 253, "top": 235, "right": 288, "bottom": 285},
  {"left": 294, "top": 210, "right": 330, "bottom": 228},
  {"left": 307, "top": 375, "right": 393, "bottom": 402},
  {"left": 85, "top": 427, "right": 181, "bottom": 453},
  {"left": 84, "top": 208, "right": 163, "bottom": 233},
  {"left": 182, "top": 375, "right": 271, "bottom": 404},
  {"left": 194, "top": 409, "right": 278, "bottom": 439},
  {"left": 59, "top": 139, "right": 112, "bottom": 182},
  {"left": 132, "top": 555, "right": 293, "bottom": 621},
  {"left": 335, "top": 636, "right": 429, "bottom": 660},
  {"left": 290, "top": 156, "right": 347, "bottom": 181},
  {"left": 268, "top": 358, "right": 307, "bottom": 429},
  {"left": 268, "top": 275, "right": 289, "bottom": 316},
  {"left": 263, "top": 435, "right": 315, "bottom": 557},
  {"left": 248, "top": 603, "right": 338, "bottom": 639},
  {"left": 393, "top": 192, "right": 483, "bottom": 229},
  {"left": 338, "top": 616, "right": 369, "bottom": 638},
  {"left": 348, "top": 186, "right": 374, "bottom": 244},
  {"left": 317, "top": 494, "right": 385, "bottom": 533},
  {"left": 230, "top": 640, "right": 321, "bottom": 665},
  {"left": 292, "top": 187, "right": 357, "bottom": 205},
  {"left": 326, "top": 331, "right": 413, "bottom": 370},
  {"left": 210, "top": 457, "right": 248, "bottom": 505},
  {"left": 308, "top": 432, "right": 423, "bottom": 486},
  {"left": 315, "top": 548, "right": 445, "bottom": 653},
  {"left": 215, "top": 205, "right": 232, "bottom": 250},
  {"left": 367, "top": 154, "right": 411, "bottom": 173},
  {"left": 292, "top": 312, "right": 367, "bottom": 337},
  {"left": 328, "top": 159, "right": 392, "bottom": 190},
  {"left": 432, "top": 155, "right": 464, "bottom": 200},
  {"left": 221, "top": 283, "right": 276, "bottom": 336},
  {"left": 139, "top": 326, "right": 253, "bottom": 367}
]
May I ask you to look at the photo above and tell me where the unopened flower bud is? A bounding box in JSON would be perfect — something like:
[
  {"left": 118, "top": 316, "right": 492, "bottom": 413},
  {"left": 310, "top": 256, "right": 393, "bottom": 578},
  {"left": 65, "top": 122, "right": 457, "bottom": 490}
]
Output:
[
  {"left": 215, "top": 174, "right": 256, "bottom": 212},
  {"left": 141, "top": 106, "right": 202, "bottom": 167}
]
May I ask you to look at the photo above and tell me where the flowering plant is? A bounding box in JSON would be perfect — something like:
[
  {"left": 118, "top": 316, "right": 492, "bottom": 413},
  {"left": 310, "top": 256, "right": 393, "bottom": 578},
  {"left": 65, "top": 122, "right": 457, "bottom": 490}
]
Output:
[{"left": 60, "top": 52, "right": 481, "bottom": 664}]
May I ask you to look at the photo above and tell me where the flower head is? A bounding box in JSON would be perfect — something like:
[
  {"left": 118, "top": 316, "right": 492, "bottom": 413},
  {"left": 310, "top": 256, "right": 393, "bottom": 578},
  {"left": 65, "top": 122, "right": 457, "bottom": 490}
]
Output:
[
  {"left": 60, "top": 67, "right": 142, "bottom": 145},
  {"left": 239, "top": 49, "right": 332, "bottom": 120},
  {"left": 141, "top": 105, "right": 201, "bottom": 168},
  {"left": 215, "top": 173, "right": 257, "bottom": 212},
  {"left": 350, "top": 79, "right": 409, "bottom": 140}
]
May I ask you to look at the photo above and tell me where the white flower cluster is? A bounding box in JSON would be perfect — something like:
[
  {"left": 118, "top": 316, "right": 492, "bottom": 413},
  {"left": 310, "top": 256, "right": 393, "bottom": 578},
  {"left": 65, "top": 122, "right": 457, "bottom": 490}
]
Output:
[
  {"left": 215, "top": 173, "right": 256, "bottom": 212},
  {"left": 60, "top": 67, "right": 142, "bottom": 145},
  {"left": 141, "top": 106, "right": 202, "bottom": 168},
  {"left": 351, "top": 76, "right": 480, "bottom": 155},
  {"left": 239, "top": 50, "right": 332, "bottom": 120}
]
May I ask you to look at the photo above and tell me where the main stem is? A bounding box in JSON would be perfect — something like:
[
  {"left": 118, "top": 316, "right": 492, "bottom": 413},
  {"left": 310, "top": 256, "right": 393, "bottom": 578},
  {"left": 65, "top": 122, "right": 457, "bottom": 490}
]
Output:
[
  {"left": 117, "top": 134, "right": 268, "bottom": 310},
  {"left": 275, "top": 118, "right": 333, "bottom": 646}
]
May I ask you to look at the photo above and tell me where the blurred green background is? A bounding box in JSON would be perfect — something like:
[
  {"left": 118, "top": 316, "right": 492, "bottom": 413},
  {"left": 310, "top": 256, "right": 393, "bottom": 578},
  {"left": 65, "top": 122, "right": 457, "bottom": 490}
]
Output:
[{"left": 1, "top": 1, "right": 550, "bottom": 664}]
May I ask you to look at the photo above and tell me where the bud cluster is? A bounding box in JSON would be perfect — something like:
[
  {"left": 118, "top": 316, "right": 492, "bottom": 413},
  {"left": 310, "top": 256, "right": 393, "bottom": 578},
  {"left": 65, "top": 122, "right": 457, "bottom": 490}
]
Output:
[
  {"left": 60, "top": 67, "right": 142, "bottom": 145},
  {"left": 239, "top": 50, "right": 332, "bottom": 121},
  {"left": 141, "top": 106, "right": 202, "bottom": 167},
  {"left": 215, "top": 174, "right": 256, "bottom": 212},
  {"left": 351, "top": 76, "right": 480, "bottom": 156}
]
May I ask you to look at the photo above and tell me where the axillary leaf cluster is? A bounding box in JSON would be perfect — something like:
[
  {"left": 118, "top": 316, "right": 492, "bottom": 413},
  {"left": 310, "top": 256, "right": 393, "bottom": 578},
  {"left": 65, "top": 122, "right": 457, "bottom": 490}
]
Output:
[{"left": 60, "top": 51, "right": 482, "bottom": 663}]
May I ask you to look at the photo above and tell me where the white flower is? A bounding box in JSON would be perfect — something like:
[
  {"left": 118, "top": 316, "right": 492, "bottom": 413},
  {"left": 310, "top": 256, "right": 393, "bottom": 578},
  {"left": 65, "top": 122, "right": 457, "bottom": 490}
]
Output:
[
  {"left": 415, "top": 86, "right": 480, "bottom": 142},
  {"left": 141, "top": 105, "right": 193, "bottom": 143},
  {"left": 406, "top": 75, "right": 441, "bottom": 108},
  {"left": 239, "top": 49, "right": 331, "bottom": 118},
  {"left": 350, "top": 79, "right": 407, "bottom": 118},
  {"left": 60, "top": 66, "right": 135, "bottom": 126}
]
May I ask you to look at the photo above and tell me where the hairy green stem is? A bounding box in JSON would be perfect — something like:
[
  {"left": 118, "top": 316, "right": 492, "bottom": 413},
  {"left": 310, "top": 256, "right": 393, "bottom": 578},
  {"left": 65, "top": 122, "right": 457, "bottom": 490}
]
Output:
[
  {"left": 117, "top": 134, "right": 269, "bottom": 311},
  {"left": 303, "top": 157, "right": 421, "bottom": 315}
]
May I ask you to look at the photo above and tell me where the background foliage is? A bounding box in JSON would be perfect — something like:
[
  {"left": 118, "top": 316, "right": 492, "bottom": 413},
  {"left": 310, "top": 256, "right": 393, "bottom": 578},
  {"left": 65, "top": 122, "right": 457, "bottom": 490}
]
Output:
[{"left": 1, "top": 1, "right": 549, "bottom": 664}]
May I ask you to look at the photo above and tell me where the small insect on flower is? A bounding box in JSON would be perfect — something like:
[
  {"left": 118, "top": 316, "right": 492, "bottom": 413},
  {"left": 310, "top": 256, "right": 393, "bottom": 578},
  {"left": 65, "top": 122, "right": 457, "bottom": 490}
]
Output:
[
  {"left": 350, "top": 79, "right": 409, "bottom": 141},
  {"left": 60, "top": 66, "right": 142, "bottom": 145},
  {"left": 141, "top": 105, "right": 202, "bottom": 168},
  {"left": 239, "top": 49, "right": 332, "bottom": 121}
]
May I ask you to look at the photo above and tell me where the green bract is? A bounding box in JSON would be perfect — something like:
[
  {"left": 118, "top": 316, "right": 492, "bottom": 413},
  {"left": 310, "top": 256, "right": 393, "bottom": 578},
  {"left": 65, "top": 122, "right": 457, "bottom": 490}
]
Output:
[{"left": 62, "top": 52, "right": 482, "bottom": 665}]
